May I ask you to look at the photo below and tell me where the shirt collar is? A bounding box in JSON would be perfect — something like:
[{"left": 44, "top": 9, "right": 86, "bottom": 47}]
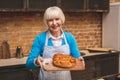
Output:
[{"left": 47, "top": 30, "right": 64, "bottom": 40}]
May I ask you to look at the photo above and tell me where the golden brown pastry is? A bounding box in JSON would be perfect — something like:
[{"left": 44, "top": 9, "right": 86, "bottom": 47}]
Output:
[{"left": 53, "top": 54, "right": 76, "bottom": 68}]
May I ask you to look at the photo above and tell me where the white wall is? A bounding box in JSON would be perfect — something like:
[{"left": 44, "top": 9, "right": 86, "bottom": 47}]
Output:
[{"left": 102, "top": 2, "right": 120, "bottom": 73}]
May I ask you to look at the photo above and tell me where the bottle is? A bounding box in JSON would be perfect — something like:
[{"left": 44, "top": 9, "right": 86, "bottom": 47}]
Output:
[{"left": 16, "top": 46, "right": 23, "bottom": 58}]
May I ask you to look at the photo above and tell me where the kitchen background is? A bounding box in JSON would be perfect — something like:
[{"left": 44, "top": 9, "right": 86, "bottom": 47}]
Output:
[{"left": 0, "top": 0, "right": 120, "bottom": 58}]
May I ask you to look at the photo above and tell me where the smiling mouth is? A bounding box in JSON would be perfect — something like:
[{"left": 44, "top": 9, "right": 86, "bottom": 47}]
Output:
[{"left": 52, "top": 26, "right": 59, "bottom": 28}]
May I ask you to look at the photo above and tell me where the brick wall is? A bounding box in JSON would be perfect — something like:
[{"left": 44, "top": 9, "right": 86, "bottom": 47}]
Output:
[
  {"left": 0, "top": 12, "right": 102, "bottom": 58},
  {"left": 0, "top": 12, "right": 47, "bottom": 57},
  {"left": 0, "top": 1, "right": 119, "bottom": 58},
  {"left": 110, "top": 0, "right": 120, "bottom": 3}
]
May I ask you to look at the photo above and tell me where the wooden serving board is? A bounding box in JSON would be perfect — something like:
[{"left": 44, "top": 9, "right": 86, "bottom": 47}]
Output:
[
  {"left": 42, "top": 59, "right": 85, "bottom": 71},
  {"left": 86, "top": 48, "right": 113, "bottom": 52}
]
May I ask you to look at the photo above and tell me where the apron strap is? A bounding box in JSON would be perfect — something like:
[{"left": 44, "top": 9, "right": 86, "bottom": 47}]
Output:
[
  {"left": 45, "top": 32, "right": 49, "bottom": 46},
  {"left": 63, "top": 32, "right": 68, "bottom": 45}
]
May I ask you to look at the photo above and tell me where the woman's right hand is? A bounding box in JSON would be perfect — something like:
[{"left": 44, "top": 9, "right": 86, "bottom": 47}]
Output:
[{"left": 35, "top": 56, "right": 43, "bottom": 67}]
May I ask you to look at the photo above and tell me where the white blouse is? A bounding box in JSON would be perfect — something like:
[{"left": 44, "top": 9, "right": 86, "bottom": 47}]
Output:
[{"left": 48, "top": 31, "right": 64, "bottom": 46}]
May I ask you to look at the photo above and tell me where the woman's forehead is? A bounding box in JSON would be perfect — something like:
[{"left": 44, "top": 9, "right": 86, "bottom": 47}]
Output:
[{"left": 47, "top": 13, "right": 61, "bottom": 19}]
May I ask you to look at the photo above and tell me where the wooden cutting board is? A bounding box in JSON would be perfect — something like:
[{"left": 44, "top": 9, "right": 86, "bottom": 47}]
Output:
[
  {"left": 86, "top": 48, "right": 113, "bottom": 52},
  {"left": 42, "top": 59, "right": 85, "bottom": 71}
]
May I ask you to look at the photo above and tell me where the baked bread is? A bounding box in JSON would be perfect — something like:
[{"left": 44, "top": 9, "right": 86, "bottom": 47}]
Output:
[{"left": 53, "top": 54, "right": 76, "bottom": 68}]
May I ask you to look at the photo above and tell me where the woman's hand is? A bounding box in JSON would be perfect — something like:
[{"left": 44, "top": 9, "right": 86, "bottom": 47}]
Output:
[
  {"left": 78, "top": 56, "right": 85, "bottom": 67},
  {"left": 35, "top": 56, "right": 43, "bottom": 67}
]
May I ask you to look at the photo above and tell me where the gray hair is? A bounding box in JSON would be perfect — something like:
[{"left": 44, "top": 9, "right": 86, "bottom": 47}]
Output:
[{"left": 43, "top": 6, "right": 65, "bottom": 26}]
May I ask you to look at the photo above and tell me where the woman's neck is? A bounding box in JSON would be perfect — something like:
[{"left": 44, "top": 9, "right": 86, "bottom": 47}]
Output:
[{"left": 50, "top": 31, "right": 62, "bottom": 38}]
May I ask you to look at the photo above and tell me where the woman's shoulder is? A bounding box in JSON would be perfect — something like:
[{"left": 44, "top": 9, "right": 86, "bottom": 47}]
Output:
[
  {"left": 36, "top": 31, "right": 47, "bottom": 38},
  {"left": 34, "top": 31, "right": 47, "bottom": 43},
  {"left": 64, "top": 31, "right": 76, "bottom": 44},
  {"left": 64, "top": 31, "right": 74, "bottom": 38}
]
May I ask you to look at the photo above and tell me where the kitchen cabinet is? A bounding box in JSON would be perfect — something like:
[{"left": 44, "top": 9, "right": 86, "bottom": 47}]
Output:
[
  {"left": 0, "top": 0, "right": 109, "bottom": 12},
  {"left": 86, "top": 0, "right": 109, "bottom": 12},
  {"left": 0, "top": 0, "right": 26, "bottom": 12},
  {"left": 60, "top": 0, "right": 109, "bottom": 12},
  {"left": 0, "top": 65, "right": 33, "bottom": 80},
  {"left": 71, "top": 52, "right": 119, "bottom": 80},
  {"left": 102, "top": 2, "right": 120, "bottom": 73},
  {"left": 71, "top": 59, "right": 95, "bottom": 80},
  {"left": 60, "top": 0, "right": 85, "bottom": 12},
  {"left": 27, "top": 0, "right": 57, "bottom": 11},
  {"left": 95, "top": 54, "right": 119, "bottom": 77}
]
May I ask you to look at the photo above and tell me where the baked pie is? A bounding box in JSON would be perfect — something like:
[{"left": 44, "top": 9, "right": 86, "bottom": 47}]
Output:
[{"left": 53, "top": 54, "right": 76, "bottom": 68}]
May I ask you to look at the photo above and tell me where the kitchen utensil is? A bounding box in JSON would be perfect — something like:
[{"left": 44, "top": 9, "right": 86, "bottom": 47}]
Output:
[
  {"left": 1, "top": 40, "right": 11, "bottom": 59},
  {"left": 16, "top": 46, "right": 23, "bottom": 58},
  {"left": 0, "top": 46, "right": 2, "bottom": 59}
]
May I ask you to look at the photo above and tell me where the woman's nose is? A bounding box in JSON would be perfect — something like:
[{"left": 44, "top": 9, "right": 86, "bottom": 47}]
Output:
[{"left": 53, "top": 20, "right": 57, "bottom": 25}]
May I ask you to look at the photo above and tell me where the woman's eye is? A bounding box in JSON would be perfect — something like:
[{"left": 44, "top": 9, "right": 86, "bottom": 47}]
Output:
[
  {"left": 55, "top": 18, "right": 60, "bottom": 21},
  {"left": 48, "top": 19, "right": 53, "bottom": 22}
]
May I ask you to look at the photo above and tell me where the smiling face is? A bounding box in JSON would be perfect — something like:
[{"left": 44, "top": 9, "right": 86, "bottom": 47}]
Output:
[
  {"left": 43, "top": 6, "right": 65, "bottom": 35},
  {"left": 47, "top": 17, "right": 63, "bottom": 33}
]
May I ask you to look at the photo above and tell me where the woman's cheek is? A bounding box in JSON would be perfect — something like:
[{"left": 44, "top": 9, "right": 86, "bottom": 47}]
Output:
[{"left": 57, "top": 22, "right": 63, "bottom": 26}]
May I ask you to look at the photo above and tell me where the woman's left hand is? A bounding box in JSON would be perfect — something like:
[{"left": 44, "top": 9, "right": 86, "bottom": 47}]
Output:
[{"left": 78, "top": 56, "right": 85, "bottom": 67}]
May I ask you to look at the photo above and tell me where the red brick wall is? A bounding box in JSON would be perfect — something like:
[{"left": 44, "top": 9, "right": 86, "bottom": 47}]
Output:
[
  {"left": 0, "top": 1, "right": 119, "bottom": 58},
  {"left": 0, "top": 12, "right": 102, "bottom": 57},
  {"left": 64, "top": 12, "right": 102, "bottom": 49},
  {"left": 0, "top": 12, "right": 47, "bottom": 57},
  {"left": 110, "top": 0, "right": 120, "bottom": 2}
]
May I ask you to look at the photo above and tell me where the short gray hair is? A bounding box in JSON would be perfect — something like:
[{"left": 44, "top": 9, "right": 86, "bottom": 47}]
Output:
[{"left": 43, "top": 6, "right": 65, "bottom": 26}]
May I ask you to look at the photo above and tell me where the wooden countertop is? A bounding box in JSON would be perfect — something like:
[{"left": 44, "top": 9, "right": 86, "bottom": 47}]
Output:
[
  {"left": 0, "top": 50, "right": 119, "bottom": 67},
  {"left": 81, "top": 50, "right": 120, "bottom": 57},
  {"left": 0, "top": 57, "right": 27, "bottom": 67}
]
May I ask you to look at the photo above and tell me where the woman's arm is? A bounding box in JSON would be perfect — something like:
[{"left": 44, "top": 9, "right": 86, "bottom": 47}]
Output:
[
  {"left": 65, "top": 32, "right": 81, "bottom": 58},
  {"left": 26, "top": 32, "right": 46, "bottom": 69}
]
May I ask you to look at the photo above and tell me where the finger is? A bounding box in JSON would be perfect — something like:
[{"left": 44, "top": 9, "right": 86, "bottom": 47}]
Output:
[
  {"left": 38, "top": 56, "right": 43, "bottom": 62},
  {"left": 38, "top": 56, "right": 43, "bottom": 67},
  {"left": 82, "top": 60, "right": 85, "bottom": 67},
  {"left": 79, "top": 57, "right": 85, "bottom": 66}
]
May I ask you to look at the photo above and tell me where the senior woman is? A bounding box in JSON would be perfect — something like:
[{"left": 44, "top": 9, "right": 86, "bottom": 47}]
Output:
[{"left": 26, "top": 6, "right": 85, "bottom": 80}]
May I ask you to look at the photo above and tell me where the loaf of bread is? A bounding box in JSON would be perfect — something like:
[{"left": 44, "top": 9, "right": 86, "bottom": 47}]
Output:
[{"left": 53, "top": 54, "right": 76, "bottom": 68}]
